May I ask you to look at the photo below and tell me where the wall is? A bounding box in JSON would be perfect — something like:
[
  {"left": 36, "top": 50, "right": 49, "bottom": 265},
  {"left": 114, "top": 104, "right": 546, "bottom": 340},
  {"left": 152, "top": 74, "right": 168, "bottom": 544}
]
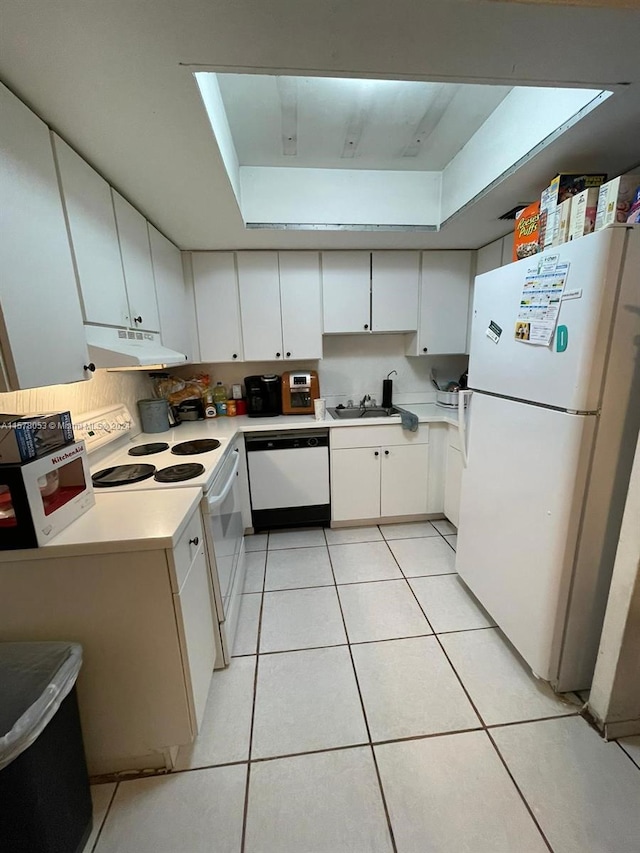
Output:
[
  {"left": 589, "top": 431, "right": 640, "bottom": 738},
  {"left": 0, "top": 370, "right": 154, "bottom": 430},
  {"left": 173, "top": 334, "right": 468, "bottom": 407}
]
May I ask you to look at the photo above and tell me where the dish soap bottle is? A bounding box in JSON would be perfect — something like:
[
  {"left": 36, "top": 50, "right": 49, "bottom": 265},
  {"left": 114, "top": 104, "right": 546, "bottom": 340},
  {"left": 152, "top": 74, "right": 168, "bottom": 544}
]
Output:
[
  {"left": 213, "top": 381, "right": 228, "bottom": 416},
  {"left": 203, "top": 387, "right": 217, "bottom": 418}
]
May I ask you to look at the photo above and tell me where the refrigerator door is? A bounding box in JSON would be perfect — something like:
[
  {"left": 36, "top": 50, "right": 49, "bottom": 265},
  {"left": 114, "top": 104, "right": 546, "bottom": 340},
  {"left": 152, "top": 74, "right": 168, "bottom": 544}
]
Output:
[
  {"left": 456, "top": 392, "right": 596, "bottom": 684},
  {"left": 468, "top": 227, "right": 628, "bottom": 412}
]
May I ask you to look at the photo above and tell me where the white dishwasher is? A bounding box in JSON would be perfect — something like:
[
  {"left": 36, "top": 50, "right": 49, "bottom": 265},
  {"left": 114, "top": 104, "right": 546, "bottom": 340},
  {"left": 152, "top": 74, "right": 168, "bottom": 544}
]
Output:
[{"left": 245, "top": 430, "right": 330, "bottom": 530}]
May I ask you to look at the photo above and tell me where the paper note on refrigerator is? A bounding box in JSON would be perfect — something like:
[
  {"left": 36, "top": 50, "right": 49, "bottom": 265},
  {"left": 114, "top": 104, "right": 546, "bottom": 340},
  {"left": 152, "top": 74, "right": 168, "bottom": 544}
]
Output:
[{"left": 514, "top": 262, "right": 570, "bottom": 346}]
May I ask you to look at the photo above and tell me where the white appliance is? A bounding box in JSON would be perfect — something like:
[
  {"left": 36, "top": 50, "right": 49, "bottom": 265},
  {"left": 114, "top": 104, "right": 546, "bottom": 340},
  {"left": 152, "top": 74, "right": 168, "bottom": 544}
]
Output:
[
  {"left": 76, "top": 406, "right": 245, "bottom": 665},
  {"left": 245, "top": 430, "right": 330, "bottom": 530},
  {"left": 456, "top": 226, "right": 640, "bottom": 692}
]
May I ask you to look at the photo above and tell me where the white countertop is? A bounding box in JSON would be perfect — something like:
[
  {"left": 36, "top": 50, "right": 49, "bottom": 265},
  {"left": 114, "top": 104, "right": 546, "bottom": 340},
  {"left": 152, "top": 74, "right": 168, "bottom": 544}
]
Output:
[{"left": 0, "top": 488, "right": 203, "bottom": 561}]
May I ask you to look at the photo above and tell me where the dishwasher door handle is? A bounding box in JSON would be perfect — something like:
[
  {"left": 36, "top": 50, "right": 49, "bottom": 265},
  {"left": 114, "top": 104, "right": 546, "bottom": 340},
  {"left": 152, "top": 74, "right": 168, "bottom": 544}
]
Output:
[{"left": 206, "top": 450, "right": 240, "bottom": 510}]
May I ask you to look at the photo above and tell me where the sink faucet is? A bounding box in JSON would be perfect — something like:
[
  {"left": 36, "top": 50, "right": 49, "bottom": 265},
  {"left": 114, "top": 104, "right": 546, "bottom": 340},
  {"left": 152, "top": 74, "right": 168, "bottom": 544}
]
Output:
[{"left": 359, "top": 394, "right": 371, "bottom": 408}]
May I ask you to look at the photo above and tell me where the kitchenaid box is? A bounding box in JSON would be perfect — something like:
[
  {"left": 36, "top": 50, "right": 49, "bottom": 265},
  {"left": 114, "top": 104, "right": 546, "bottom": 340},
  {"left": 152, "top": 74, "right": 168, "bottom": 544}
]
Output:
[
  {"left": 0, "top": 441, "right": 95, "bottom": 550},
  {"left": 0, "top": 411, "right": 74, "bottom": 463}
]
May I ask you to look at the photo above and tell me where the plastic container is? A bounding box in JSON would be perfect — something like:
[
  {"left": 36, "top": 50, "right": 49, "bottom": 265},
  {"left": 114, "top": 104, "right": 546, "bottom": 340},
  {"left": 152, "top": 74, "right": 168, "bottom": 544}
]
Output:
[
  {"left": 0, "top": 642, "right": 92, "bottom": 853},
  {"left": 203, "top": 388, "right": 216, "bottom": 419},
  {"left": 213, "top": 382, "right": 227, "bottom": 416},
  {"left": 137, "top": 399, "right": 170, "bottom": 433},
  {"left": 236, "top": 399, "right": 247, "bottom": 416},
  {"left": 226, "top": 400, "right": 237, "bottom": 417}
]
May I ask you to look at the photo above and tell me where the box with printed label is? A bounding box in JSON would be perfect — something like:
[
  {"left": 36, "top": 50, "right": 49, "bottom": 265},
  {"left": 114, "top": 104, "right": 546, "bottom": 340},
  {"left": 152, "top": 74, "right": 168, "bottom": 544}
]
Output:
[
  {"left": 595, "top": 175, "right": 640, "bottom": 230},
  {"left": 0, "top": 412, "right": 74, "bottom": 464},
  {"left": 512, "top": 201, "right": 541, "bottom": 262},
  {"left": 568, "top": 187, "right": 600, "bottom": 241},
  {"left": 552, "top": 198, "right": 572, "bottom": 246},
  {"left": 539, "top": 173, "right": 607, "bottom": 248}
]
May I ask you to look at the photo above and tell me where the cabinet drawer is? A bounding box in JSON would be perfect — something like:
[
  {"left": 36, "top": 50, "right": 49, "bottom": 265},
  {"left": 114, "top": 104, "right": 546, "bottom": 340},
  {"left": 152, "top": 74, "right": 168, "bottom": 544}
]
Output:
[
  {"left": 172, "top": 508, "right": 205, "bottom": 591},
  {"left": 448, "top": 425, "right": 461, "bottom": 451},
  {"left": 331, "top": 424, "right": 429, "bottom": 450}
]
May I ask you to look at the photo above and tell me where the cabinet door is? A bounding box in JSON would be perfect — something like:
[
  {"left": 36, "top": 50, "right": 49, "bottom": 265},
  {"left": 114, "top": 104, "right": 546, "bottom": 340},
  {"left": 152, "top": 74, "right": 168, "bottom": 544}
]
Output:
[
  {"left": 112, "top": 190, "right": 160, "bottom": 332},
  {"left": 371, "top": 251, "right": 420, "bottom": 332},
  {"left": 476, "top": 240, "right": 504, "bottom": 276},
  {"left": 381, "top": 444, "right": 429, "bottom": 517},
  {"left": 148, "top": 224, "right": 193, "bottom": 361},
  {"left": 0, "top": 84, "right": 89, "bottom": 391},
  {"left": 322, "top": 252, "right": 371, "bottom": 333},
  {"left": 173, "top": 545, "right": 217, "bottom": 731},
  {"left": 192, "top": 252, "right": 243, "bottom": 362},
  {"left": 279, "top": 252, "right": 323, "bottom": 360},
  {"left": 444, "top": 443, "right": 463, "bottom": 528},
  {"left": 237, "top": 252, "right": 283, "bottom": 361},
  {"left": 331, "top": 448, "right": 380, "bottom": 521},
  {"left": 418, "top": 251, "right": 472, "bottom": 355},
  {"left": 53, "top": 134, "right": 129, "bottom": 327}
]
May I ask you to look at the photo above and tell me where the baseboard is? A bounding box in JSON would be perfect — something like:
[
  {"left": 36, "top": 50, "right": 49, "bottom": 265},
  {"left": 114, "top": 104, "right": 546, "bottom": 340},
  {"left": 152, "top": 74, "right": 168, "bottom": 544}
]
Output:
[
  {"left": 603, "top": 718, "right": 640, "bottom": 739},
  {"left": 331, "top": 513, "right": 445, "bottom": 529}
]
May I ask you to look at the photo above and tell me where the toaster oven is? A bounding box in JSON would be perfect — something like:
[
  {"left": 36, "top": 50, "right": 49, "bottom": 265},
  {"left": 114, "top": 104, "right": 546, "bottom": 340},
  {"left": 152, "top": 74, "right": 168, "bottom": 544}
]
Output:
[{"left": 281, "top": 371, "right": 320, "bottom": 415}]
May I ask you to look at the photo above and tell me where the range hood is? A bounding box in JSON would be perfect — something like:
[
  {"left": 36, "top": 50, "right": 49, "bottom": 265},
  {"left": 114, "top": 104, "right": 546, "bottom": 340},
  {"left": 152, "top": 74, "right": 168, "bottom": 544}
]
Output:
[{"left": 85, "top": 325, "right": 187, "bottom": 368}]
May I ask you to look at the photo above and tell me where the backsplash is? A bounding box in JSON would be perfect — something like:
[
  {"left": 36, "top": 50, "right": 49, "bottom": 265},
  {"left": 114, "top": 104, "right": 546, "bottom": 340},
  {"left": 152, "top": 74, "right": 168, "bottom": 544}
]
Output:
[
  {"left": 174, "top": 335, "right": 468, "bottom": 406},
  {"left": 0, "top": 370, "right": 154, "bottom": 429}
]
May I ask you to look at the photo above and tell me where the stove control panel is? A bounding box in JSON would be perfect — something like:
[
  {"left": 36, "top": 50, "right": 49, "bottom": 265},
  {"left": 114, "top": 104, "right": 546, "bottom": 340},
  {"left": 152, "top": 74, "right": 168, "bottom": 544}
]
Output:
[{"left": 74, "top": 405, "right": 134, "bottom": 453}]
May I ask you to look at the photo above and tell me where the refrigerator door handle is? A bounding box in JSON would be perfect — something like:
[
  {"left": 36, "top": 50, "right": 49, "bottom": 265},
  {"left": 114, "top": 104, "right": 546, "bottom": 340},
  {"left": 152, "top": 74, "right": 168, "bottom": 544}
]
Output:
[{"left": 458, "top": 390, "right": 472, "bottom": 468}]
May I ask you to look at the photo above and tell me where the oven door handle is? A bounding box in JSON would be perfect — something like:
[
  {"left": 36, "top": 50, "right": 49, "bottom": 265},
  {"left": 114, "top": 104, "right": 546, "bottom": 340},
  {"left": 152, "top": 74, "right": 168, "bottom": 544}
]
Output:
[{"left": 206, "top": 450, "right": 240, "bottom": 510}]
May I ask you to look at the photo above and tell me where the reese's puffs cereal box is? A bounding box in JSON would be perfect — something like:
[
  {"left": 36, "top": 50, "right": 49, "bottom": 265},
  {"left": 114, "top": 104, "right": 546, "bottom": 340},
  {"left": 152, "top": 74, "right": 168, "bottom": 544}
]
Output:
[{"left": 513, "top": 201, "right": 541, "bottom": 262}]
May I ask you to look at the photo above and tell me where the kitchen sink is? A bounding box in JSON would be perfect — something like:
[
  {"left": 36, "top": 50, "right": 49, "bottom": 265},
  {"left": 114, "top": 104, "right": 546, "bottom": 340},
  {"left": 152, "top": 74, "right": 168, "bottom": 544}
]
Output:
[{"left": 328, "top": 406, "right": 403, "bottom": 420}]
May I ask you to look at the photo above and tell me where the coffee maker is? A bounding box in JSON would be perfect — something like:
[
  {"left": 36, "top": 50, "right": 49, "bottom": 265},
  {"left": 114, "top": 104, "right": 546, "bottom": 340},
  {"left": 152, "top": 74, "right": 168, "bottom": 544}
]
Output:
[
  {"left": 281, "top": 371, "right": 320, "bottom": 415},
  {"left": 244, "top": 375, "right": 282, "bottom": 417}
]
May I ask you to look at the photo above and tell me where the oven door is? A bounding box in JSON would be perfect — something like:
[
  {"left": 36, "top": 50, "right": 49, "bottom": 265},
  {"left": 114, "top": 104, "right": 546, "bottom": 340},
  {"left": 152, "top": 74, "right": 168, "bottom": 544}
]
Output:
[{"left": 202, "top": 447, "right": 245, "bottom": 660}]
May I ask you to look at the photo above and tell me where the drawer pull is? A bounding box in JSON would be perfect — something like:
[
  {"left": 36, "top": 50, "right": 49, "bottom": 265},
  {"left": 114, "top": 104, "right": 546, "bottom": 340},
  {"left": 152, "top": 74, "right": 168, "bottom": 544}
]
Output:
[{"left": 189, "top": 536, "right": 199, "bottom": 546}]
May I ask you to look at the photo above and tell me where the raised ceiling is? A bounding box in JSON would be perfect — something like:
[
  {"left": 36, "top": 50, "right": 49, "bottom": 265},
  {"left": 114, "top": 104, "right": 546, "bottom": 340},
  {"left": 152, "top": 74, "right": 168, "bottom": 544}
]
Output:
[
  {"left": 1, "top": 0, "right": 640, "bottom": 249},
  {"left": 216, "top": 75, "right": 512, "bottom": 171}
]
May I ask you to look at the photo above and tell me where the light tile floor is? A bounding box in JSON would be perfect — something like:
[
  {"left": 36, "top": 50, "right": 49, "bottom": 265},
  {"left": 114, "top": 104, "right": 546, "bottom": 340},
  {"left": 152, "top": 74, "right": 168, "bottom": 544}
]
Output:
[{"left": 89, "top": 520, "right": 640, "bottom": 853}]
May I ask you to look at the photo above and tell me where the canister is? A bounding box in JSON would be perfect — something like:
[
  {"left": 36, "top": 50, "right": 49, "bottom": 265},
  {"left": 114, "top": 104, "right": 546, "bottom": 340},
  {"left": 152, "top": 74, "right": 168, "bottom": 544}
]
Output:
[{"left": 137, "top": 399, "right": 170, "bottom": 433}]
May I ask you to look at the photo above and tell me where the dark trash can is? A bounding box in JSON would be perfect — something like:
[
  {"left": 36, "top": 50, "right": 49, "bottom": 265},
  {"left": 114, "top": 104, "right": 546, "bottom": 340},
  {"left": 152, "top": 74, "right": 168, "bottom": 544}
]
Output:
[{"left": 0, "top": 642, "right": 92, "bottom": 853}]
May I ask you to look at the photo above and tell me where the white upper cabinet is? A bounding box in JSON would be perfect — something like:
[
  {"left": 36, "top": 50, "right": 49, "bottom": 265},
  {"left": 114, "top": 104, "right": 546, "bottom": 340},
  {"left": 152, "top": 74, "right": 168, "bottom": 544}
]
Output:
[
  {"left": 371, "top": 251, "right": 420, "bottom": 332},
  {"left": 0, "top": 84, "right": 90, "bottom": 391},
  {"left": 236, "top": 252, "right": 283, "bottom": 362},
  {"left": 278, "top": 252, "right": 323, "bottom": 360},
  {"left": 476, "top": 239, "right": 504, "bottom": 277},
  {"left": 407, "top": 251, "right": 472, "bottom": 356},
  {"left": 112, "top": 190, "right": 160, "bottom": 332},
  {"left": 148, "top": 225, "right": 194, "bottom": 361},
  {"left": 192, "top": 252, "right": 244, "bottom": 363},
  {"left": 322, "top": 252, "right": 371, "bottom": 333},
  {"left": 52, "top": 134, "right": 129, "bottom": 328}
]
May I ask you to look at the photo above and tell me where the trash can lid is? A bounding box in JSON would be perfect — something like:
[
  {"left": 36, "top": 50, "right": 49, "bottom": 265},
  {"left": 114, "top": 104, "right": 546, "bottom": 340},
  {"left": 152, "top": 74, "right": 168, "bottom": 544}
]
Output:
[{"left": 0, "top": 642, "right": 83, "bottom": 771}]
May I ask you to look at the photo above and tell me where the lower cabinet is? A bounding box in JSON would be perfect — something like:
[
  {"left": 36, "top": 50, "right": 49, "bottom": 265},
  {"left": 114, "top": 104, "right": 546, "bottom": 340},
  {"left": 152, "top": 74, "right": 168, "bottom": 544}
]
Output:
[
  {"left": 443, "top": 425, "right": 463, "bottom": 527},
  {"left": 331, "top": 425, "right": 430, "bottom": 522},
  {"left": 0, "top": 504, "right": 217, "bottom": 777}
]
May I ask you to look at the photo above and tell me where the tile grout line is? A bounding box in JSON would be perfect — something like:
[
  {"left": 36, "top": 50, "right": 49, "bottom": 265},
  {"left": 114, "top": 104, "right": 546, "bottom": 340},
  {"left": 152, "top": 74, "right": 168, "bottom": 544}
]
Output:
[
  {"left": 324, "top": 526, "right": 400, "bottom": 853},
  {"left": 239, "top": 531, "right": 268, "bottom": 853},
  {"left": 89, "top": 780, "right": 119, "bottom": 852},
  {"left": 381, "top": 528, "right": 558, "bottom": 853},
  {"left": 615, "top": 740, "right": 640, "bottom": 772}
]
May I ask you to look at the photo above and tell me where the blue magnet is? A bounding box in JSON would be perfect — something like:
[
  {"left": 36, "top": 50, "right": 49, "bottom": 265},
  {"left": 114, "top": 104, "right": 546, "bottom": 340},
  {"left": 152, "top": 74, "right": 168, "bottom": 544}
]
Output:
[{"left": 556, "top": 325, "right": 568, "bottom": 352}]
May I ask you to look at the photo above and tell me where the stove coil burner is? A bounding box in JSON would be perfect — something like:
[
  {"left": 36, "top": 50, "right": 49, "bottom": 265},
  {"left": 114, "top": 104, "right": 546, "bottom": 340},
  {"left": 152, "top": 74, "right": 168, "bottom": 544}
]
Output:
[
  {"left": 171, "top": 439, "right": 221, "bottom": 455},
  {"left": 154, "top": 463, "right": 206, "bottom": 483},
  {"left": 128, "top": 442, "right": 170, "bottom": 457},
  {"left": 92, "top": 464, "right": 156, "bottom": 487}
]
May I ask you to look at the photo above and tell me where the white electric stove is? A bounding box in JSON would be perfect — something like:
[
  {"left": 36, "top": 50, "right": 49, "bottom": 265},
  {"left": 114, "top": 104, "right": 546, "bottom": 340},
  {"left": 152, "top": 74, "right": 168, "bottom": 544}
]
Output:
[{"left": 76, "top": 405, "right": 245, "bottom": 665}]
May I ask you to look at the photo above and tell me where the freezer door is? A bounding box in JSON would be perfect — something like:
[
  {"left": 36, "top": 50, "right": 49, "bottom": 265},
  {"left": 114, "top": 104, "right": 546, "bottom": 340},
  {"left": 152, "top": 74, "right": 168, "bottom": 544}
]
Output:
[
  {"left": 456, "top": 393, "right": 596, "bottom": 685},
  {"left": 468, "top": 228, "right": 628, "bottom": 411}
]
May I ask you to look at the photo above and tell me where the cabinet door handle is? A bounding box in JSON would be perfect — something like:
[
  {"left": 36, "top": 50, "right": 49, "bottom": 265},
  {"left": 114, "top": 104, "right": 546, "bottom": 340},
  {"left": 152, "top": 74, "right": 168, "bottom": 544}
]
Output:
[
  {"left": 232, "top": 353, "right": 238, "bottom": 359},
  {"left": 364, "top": 323, "right": 369, "bottom": 330},
  {"left": 276, "top": 352, "right": 281, "bottom": 358},
  {"left": 286, "top": 352, "right": 291, "bottom": 358},
  {"left": 422, "top": 347, "right": 428, "bottom": 353},
  {"left": 189, "top": 536, "right": 199, "bottom": 546},
  {"left": 133, "top": 315, "right": 143, "bottom": 324},
  {"left": 384, "top": 450, "right": 390, "bottom": 456},
  {"left": 83, "top": 363, "right": 96, "bottom": 373},
  {"left": 374, "top": 451, "right": 379, "bottom": 457}
]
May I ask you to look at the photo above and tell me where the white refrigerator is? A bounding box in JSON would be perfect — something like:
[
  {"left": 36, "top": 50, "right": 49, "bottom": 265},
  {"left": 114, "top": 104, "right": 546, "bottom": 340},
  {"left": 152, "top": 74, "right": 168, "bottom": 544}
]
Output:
[{"left": 456, "top": 225, "right": 640, "bottom": 692}]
